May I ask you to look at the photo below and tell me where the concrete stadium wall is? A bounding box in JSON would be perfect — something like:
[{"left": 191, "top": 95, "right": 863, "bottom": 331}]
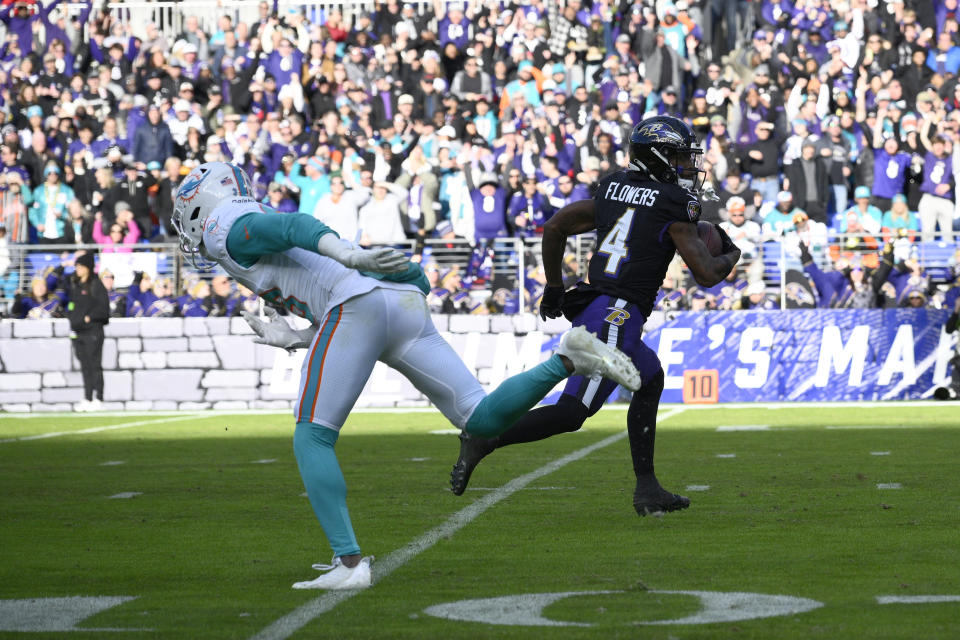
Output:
[{"left": 0, "top": 315, "right": 601, "bottom": 413}]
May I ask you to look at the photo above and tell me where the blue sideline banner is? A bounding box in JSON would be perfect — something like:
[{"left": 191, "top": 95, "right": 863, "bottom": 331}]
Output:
[{"left": 643, "top": 310, "right": 956, "bottom": 402}]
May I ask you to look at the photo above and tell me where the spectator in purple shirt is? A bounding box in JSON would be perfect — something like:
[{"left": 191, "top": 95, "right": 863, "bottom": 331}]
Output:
[
  {"left": 466, "top": 167, "right": 508, "bottom": 240},
  {"left": 926, "top": 30, "right": 960, "bottom": 77},
  {"left": 870, "top": 132, "right": 911, "bottom": 213},
  {"left": 263, "top": 181, "right": 298, "bottom": 213},
  {"left": 541, "top": 171, "right": 590, "bottom": 221},
  {"left": 0, "top": 0, "right": 42, "bottom": 55},
  {"left": 264, "top": 36, "right": 303, "bottom": 90},
  {"left": 507, "top": 173, "right": 546, "bottom": 237},
  {"left": 917, "top": 119, "right": 955, "bottom": 243},
  {"left": 438, "top": 4, "right": 472, "bottom": 51}
]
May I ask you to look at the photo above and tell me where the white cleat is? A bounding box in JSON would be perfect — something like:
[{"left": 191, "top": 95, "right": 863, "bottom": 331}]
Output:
[
  {"left": 88, "top": 399, "right": 103, "bottom": 412},
  {"left": 557, "top": 326, "right": 642, "bottom": 391},
  {"left": 74, "top": 399, "right": 91, "bottom": 413},
  {"left": 292, "top": 555, "right": 374, "bottom": 590}
]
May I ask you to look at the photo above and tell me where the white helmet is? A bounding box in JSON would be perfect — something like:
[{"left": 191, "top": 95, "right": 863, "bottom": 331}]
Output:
[{"left": 172, "top": 162, "right": 255, "bottom": 268}]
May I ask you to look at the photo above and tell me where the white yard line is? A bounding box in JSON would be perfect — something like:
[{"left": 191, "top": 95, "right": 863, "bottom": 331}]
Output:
[
  {"left": 0, "top": 400, "right": 950, "bottom": 421},
  {"left": 824, "top": 425, "right": 926, "bottom": 430},
  {"left": 0, "top": 411, "right": 194, "bottom": 419},
  {"left": 877, "top": 595, "right": 960, "bottom": 604},
  {"left": 716, "top": 425, "right": 769, "bottom": 431},
  {"left": 249, "top": 407, "right": 687, "bottom": 640},
  {"left": 0, "top": 414, "right": 204, "bottom": 443}
]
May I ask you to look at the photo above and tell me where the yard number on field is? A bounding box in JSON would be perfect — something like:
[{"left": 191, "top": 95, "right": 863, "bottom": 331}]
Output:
[{"left": 2, "top": 590, "right": 958, "bottom": 632}]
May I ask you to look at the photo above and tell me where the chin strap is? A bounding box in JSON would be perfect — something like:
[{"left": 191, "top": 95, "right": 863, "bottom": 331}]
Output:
[{"left": 185, "top": 245, "right": 218, "bottom": 271}]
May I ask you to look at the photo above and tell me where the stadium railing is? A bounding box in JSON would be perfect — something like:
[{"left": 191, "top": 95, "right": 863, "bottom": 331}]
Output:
[
  {"left": 2, "top": 236, "right": 591, "bottom": 314},
  {"left": 4, "top": 233, "right": 954, "bottom": 314},
  {"left": 6, "top": 241, "right": 182, "bottom": 298},
  {"left": 102, "top": 0, "right": 454, "bottom": 37}
]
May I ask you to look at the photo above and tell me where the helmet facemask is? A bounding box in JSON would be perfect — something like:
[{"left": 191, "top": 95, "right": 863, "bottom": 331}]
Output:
[
  {"left": 672, "top": 146, "right": 706, "bottom": 192},
  {"left": 628, "top": 116, "right": 707, "bottom": 192},
  {"left": 171, "top": 204, "right": 218, "bottom": 271}
]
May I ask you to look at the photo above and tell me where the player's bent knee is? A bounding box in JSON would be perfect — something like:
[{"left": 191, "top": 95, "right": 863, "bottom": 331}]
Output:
[
  {"left": 556, "top": 395, "right": 591, "bottom": 432},
  {"left": 634, "top": 368, "right": 665, "bottom": 402}
]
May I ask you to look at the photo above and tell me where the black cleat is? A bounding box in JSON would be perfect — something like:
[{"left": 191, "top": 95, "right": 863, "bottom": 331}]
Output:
[
  {"left": 633, "top": 476, "right": 691, "bottom": 517},
  {"left": 450, "top": 432, "right": 498, "bottom": 496}
]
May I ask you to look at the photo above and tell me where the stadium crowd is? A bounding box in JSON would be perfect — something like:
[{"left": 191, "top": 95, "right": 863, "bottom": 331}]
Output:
[{"left": 3, "top": 0, "right": 960, "bottom": 319}]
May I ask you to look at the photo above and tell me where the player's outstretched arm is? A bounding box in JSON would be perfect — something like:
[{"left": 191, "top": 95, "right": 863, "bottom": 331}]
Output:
[
  {"left": 241, "top": 307, "right": 318, "bottom": 352},
  {"left": 316, "top": 234, "right": 410, "bottom": 274},
  {"left": 227, "top": 211, "right": 409, "bottom": 274},
  {"left": 669, "top": 221, "right": 741, "bottom": 287}
]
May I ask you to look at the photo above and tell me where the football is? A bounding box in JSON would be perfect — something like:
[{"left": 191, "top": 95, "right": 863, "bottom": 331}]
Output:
[{"left": 697, "top": 221, "right": 723, "bottom": 256}]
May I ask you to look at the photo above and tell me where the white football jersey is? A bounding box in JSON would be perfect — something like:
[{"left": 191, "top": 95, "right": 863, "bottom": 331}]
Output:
[{"left": 202, "top": 198, "right": 421, "bottom": 324}]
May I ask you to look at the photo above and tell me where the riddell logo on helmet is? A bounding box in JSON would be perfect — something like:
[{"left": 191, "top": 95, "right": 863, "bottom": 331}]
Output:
[{"left": 604, "top": 308, "right": 630, "bottom": 326}]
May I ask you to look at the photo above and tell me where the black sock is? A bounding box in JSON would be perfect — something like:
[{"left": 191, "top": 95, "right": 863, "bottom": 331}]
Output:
[
  {"left": 496, "top": 397, "right": 590, "bottom": 448},
  {"left": 627, "top": 368, "right": 664, "bottom": 478}
]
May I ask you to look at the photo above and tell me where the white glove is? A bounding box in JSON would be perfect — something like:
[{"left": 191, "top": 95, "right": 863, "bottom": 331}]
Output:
[
  {"left": 700, "top": 183, "right": 721, "bottom": 202},
  {"left": 316, "top": 234, "right": 409, "bottom": 274},
  {"left": 241, "top": 308, "right": 316, "bottom": 352},
  {"left": 343, "top": 246, "right": 410, "bottom": 273}
]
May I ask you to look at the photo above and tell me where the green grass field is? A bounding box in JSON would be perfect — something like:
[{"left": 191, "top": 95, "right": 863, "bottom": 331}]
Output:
[{"left": 1, "top": 404, "right": 958, "bottom": 639}]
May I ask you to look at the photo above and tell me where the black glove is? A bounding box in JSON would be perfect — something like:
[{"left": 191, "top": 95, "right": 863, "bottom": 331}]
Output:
[
  {"left": 882, "top": 241, "right": 895, "bottom": 263},
  {"left": 799, "top": 240, "right": 812, "bottom": 263},
  {"left": 539, "top": 285, "right": 564, "bottom": 320},
  {"left": 713, "top": 223, "right": 737, "bottom": 254}
]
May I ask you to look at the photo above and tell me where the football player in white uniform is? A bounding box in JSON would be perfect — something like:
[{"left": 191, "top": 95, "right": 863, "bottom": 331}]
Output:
[{"left": 172, "top": 162, "right": 641, "bottom": 590}]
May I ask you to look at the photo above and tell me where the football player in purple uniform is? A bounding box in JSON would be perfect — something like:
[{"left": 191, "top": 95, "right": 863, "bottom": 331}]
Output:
[{"left": 452, "top": 116, "right": 742, "bottom": 516}]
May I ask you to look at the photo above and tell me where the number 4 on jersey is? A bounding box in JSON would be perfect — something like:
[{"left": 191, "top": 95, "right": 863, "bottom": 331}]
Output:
[{"left": 598, "top": 207, "right": 636, "bottom": 275}]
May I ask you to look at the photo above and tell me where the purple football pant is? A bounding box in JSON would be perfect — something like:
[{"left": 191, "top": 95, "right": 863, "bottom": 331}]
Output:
[{"left": 561, "top": 294, "right": 661, "bottom": 413}]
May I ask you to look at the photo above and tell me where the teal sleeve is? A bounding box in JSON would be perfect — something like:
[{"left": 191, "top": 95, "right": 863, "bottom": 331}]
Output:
[
  {"left": 225, "top": 211, "right": 339, "bottom": 268},
  {"left": 225, "top": 209, "right": 425, "bottom": 293}
]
